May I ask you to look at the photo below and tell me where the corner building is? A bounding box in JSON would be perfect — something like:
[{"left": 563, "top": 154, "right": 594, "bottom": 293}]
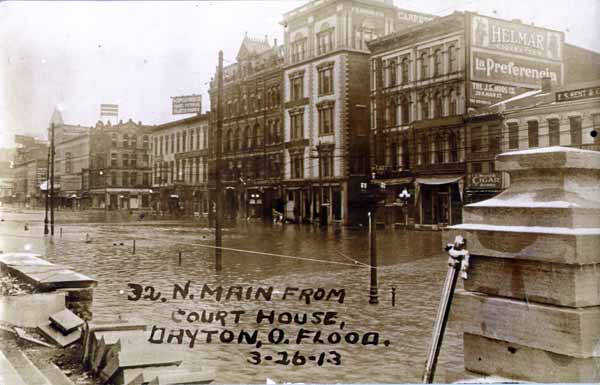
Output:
[{"left": 281, "top": 0, "right": 432, "bottom": 225}]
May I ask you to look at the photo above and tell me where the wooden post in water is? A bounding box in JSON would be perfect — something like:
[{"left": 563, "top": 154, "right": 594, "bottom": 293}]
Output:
[
  {"left": 368, "top": 212, "right": 378, "bottom": 304},
  {"left": 178, "top": 251, "right": 182, "bottom": 266},
  {"left": 132, "top": 239, "right": 136, "bottom": 254}
]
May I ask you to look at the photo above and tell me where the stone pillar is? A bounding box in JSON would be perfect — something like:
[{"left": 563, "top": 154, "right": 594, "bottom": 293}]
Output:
[{"left": 448, "top": 147, "right": 600, "bottom": 382}]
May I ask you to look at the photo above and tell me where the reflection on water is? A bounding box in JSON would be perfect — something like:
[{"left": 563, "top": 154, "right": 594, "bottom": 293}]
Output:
[{"left": 0, "top": 210, "right": 464, "bottom": 383}]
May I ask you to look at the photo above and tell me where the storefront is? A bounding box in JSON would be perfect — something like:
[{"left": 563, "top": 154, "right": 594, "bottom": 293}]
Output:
[
  {"left": 415, "top": 176, "right": 463, "bottom": 228},
  {"left": 464, "top": 172, "right": 503, "bottom": 204}
]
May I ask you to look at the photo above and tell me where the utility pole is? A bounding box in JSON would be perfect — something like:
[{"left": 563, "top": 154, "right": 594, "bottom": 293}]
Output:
[
  {"left": 50, "top": 122, "right": 55, "bottom": 236},
  {"left": 44, "top": 147, "right": 50, "bottom": 235},
  {"left": 368, "top": 211, "right": 378, "bottom": 304},
  {"left": 317, "top": 143, "right": 325, "bottom": 227},
  {"left": 215, "top": 50, "right": 224, "bottom": 272}
]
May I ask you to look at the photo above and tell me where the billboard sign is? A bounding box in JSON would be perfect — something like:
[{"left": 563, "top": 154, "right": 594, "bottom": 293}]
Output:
[
  {"left": 470, "top": 81, "right": 531, "bottom": 107},
  {"left": 471, "top": 14, "right": 563, "bottom": 61},
  {"left": 172, "top": 95, "right": 202, "bottom": 115},
  {"left": 556, "top": 85, "right": 600, "bottom": 102},
  {"left": 472, "top": 50, "right": 562, "bottom": 88}
]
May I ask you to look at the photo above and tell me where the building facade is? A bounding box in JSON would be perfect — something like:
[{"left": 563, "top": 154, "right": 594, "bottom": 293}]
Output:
[
  {"left": 209, "top": 36, "right": 285, "bottom": 221},
  {"left": 12, "top": 135, "right": 48, "bottom": 208},
  {"left": 151, "top": 114, "right": 210, "bottom": 216},
  {"left": 280, "top": 0, "right": 433, "bottom": 225},
  {"left": 87, "top": 119, "right": 153, "bottom": 210}
]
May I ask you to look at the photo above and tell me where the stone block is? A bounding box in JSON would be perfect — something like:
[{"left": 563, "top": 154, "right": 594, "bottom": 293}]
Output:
[
  {"left": 100, "top": 347, "right": 182, "bottom": 385},
  {"left": 496, "top": 146, "right": 600, "bottom": 173},
  {"left": 464, "top": 333, "right": 600, "bottom": 382},
  {"left": 0, "top": 292, "right": 66, "bottom": 328},
  {"left": 37, "top": 322, "right": 81, "bottom": 348},
  {"left": 50, "top": 309, "right": 84, "bottom": 334},
  {"left": 446, "top": 226, "right": 600, "bottom": 264},
  {"left": 463, "top": 255, "right": 600, "bottom": 307},
  {"left": 454, "top": 290, "right": 600, "bottom": 358},
  {"left": 464, "top": 206, "right": 600, "bottom": 229},
  {"left": 148, "top": 370, "right": 215, "bottom": 385}
]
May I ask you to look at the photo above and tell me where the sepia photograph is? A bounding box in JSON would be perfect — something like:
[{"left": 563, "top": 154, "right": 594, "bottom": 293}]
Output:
[{"left": 0, "top": 0, "right": 599, "bottom": 384}]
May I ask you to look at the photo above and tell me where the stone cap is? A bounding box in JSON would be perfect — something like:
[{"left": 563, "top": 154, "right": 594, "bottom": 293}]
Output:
[{"left": 496, "top": 146, "right": 600, "bottom": 172}]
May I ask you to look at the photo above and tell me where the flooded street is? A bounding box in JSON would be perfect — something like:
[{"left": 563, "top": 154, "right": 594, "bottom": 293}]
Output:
[{"left": 0, "top": 209, "right": 464, "bottom": 383}]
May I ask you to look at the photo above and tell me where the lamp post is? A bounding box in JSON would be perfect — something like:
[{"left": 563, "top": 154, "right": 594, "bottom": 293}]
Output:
[
  {"left": 398, "top": 188, "right": 411, "bottom": 227},
  {"left": 361, "top": 179, "right": 386, "bottom": 305}
]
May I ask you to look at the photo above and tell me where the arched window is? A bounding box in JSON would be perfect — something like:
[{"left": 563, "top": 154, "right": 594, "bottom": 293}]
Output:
[
  {"left": 448, "top": 132, "right": 458, "bottom": 162},
  {"left": 420, "top": 51, "right": 429, "bottom": 80},
  {"left": 389, "top": 142, "right": 398, "bottom": 169},
  {"left": 434, "top": 92, "right": 443, "bottom": 118},
  {"left": 435, "top": 135, "right": 444, "bottom": 163},
  {"left": 449, "top": 90, "right": 458, "bottom": 116},
  {"left": 255, "top": 124, "right": 262, "bottom": 147},
  {"left": 131, "top": 134, "right": 137, "bottom": 148},
  {"left": 401, "top": 139, "right": 409, "bottom": 168},
  {"left": 421, "top": 135, "right": 430, "bottom": 164},
  {"left": 433, "top": 48, "right": 442, "bottom": 76},
  {"left": 401, "top": 98, "right": 410, "bottom": 124},
  {"left": 401, "top": 57, "right": 409, "bottom": 84},
  {"left": 448, "top": 44, "right": 457, "bottom": 72},
  {"left": 421, "top": 95, "right": 429, "bottom": 119}
]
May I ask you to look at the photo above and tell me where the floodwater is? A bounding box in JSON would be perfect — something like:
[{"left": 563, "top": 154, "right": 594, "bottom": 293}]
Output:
[{"left": 0, "top": 208, "right": 465, "bottom": 383}]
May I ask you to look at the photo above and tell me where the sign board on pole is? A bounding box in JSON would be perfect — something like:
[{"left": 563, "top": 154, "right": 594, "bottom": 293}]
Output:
[{"left": 172, "top": 95, "right": 202, "bottom": 115}]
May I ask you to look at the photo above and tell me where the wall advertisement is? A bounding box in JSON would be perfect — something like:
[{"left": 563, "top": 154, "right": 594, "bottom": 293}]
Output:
[
  {"left": 471, "top": 50, "right": 562, "bottom": 88},
  {"left": 172, "top": 94, "right": 202, "bottom": 115},
  {"left": 469, "top": 81, "right": 531, "bottom": 107},
  {"left": 471, "top": 14, "right": 563, "bottom": 61}
]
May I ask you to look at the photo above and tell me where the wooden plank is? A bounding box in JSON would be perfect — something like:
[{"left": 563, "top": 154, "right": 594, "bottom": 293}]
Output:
[
  {"left": 464, "top": 333, "right": 600, "bottom": 382},
  {"left": 0, "top": 350, "right": 27, "bottom": 385},
  {"left": 4, "top": 349, "right": 50, "bottom": 385},
  {"left": 463, "top": 255, "right": 600, "bottom": 307},
  {"left": 446, "top": 227, "right": 600, "bottom": 264},
  {"left": 454, "top": 290, "right": 600, "bottom": 358}
]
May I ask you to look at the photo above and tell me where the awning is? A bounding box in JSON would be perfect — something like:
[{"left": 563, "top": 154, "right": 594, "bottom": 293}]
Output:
[
  {"left": 416, "top": 176, "right": 463, "bottom": 186},
  {"left": 373, "top": 177, "right": 412, "bottom": 186}
]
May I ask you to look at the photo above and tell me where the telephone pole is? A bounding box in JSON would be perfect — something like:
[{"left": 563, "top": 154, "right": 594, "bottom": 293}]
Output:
[
  {"left": 50, "top": 122, "right": 55, "bottom": 236},
  {"left": 44, "top": 147, "right": 50, "bottom": 235},
  {"left": 215, "top": 50, "right": 224, "bottom": 272}
]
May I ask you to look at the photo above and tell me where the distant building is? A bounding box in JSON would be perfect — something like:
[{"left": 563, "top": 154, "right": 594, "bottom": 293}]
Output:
[
  {"left": 12, "top": 135, "right": 48, "bottom": 208},
  {"left": 280, "top": 0, "right": 433, "bottom": 225},
  {"left": 48, "top": 109, "right": 92, "bottom": 208},
  {"left": 87, "top": 119, "right": 153, "bottom": 210},
  {"left": 208, "top": 35, "right": 285, "bottom": 221},
  {"left": 151, "top": 114, "right": 210, "bottom": 216}
]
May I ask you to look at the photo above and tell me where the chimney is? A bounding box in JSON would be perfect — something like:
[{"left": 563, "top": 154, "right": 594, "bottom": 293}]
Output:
[{"left": 541, "top": 77, "right": 552, "bottom": 93}]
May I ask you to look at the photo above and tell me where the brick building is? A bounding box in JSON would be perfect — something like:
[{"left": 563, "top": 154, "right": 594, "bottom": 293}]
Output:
[
  {"left": 87, "top": 119, "right": 153, "bottom": 210},
  {"left": 280, "top": 0, "right": 433, "bottom": 225},
  {"left": 12, "top": 135, "right": 48, "bottom": 208},
  {"left": 151, "top": 114, "right": 210, "bottom": 216},
  {"left": 209, "top": 35, "right": 285, "bottom": 221}
]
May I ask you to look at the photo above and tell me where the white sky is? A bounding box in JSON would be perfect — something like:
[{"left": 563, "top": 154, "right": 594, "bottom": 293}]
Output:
[{"left": 1, "top": 0, "right": 599, "bottom": 148}]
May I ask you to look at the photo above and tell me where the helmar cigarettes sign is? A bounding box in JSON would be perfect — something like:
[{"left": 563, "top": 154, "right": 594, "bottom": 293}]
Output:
[{"left": 172, "top": 95, "right": 202, "bottom": 115}]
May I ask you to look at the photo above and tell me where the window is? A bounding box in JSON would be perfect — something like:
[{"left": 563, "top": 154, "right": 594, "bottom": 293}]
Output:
[
  {"left": 448, "top": 44, "right": 457, "bottom": 72},
  {"left": 123, "top": 134, "right": 129, "bottom": 148},
  {"left": 170, "top": 134, "right": 175, "bottom": 153},
  {"left": 420, "top": 51, "right": 428, "bottom": 80},
  {"left": 421, "top": 136, "right": 430, "bottom": 164},
  {"left": 449, "top": 91, "right": 457, "bottom": 115},
  {"left": 143, "top": 135, "right": 149, "bottom": 149},
  {"left": 435, "top": 136, "right": 444, "bottom": 163},
  {"left": 176, "top": 132, "right": 181, "bottom": 152},
  {"left": 291, "top": 76, "right": 304, "bottom": 101},
  {"left": 448, "top": 133, "right": 458, "bottom": 162},
  {"left": 318, "top": 105, "right": 334, "bottom": 135},
  {"left": 593, "top": 114, "right": 600, "bottom": 144},
  {"left": 548, "top": 118, "right": 560, "bottom": 146},
  {"left": 401, "top": 139, "right": 409, "bottom": 168},
  {"left": 401, "top": 98, "right": 410, "bottom": 124},
  {"left": 421, "top": 95, "right": 429, "bottom": 119},
  {"left": 164, "top": 135, "right": 169, "bottom": 154},
  {"left": 143, "top": 173, "right": 149, "bottom": 186},
  {"left": 508, "top": 122, "right": 519, "bottom": 149},
  {"left": 154, "top": 138, "right": 158, "bottom": 155},
  {"left": 471, "top": 127, "right": 482, "bottom": 153},
  {"left": 291, "top": 36, "right": 307, "bottom": 63},
  {"left": 389, "top": 142, "right": 398, "bottom": 169},
  {"left": 131, "top": 154, "right": 137, "bottom": 168},
  {"left": 130, "top": 172, "right": 137, "bottom": 186},
  {"left": 131, "top": 135, "right": 137, "bottom": 148},
  {"left": 385, "top": 99, "right": 397, "bottom": 127},
  {"left": 320, "top": 152, "right": 334, "bottom": 177},
  {"left": 111, "top": 133, "right": 117, "bottom": 147},
  {"left": 318, "top": 67, "right": 333, "bottom": 95},
  {"left": 489, "top": 125, "right": 500, "bottom": 152},
  {"left": 291, "top": 112, "right": 304, "bottom": 140},
  {"left": 291, "top": 154, "right": 303, "bottom": 179},
  {"left": 111, "top": 153, "right": 118, "bottom": 167},
  {"left": 569, "top": 116, "right": 582, "bottom": 146},
  {"left": 433, "top": 49, "right": 442, "bottom": 76},
  {"left": 122, "top": 153, "right": 129, "bottom": 167},
  {"left": 387, "top": 59, "right": 397, "bottom": 87},
  {"left": 317, "top": 29, "right": 334, "bottom": 55},
  {"left": 65, "top": 152, "right": 73, "bottom": 174},
  {"left": 528, "top": 120, "right": 539, "bottom": 148},
  {"left": 472, "top": 162, "right": 483, "bottom": 173},
  {"left": 111, "top": 172, "right": 117, "bottom": 186},
  {"left": 182, "top": 131, "right": 187, "bottom": 151},
  {"left": 401, "top": 57, "right": 409, "bottom": 84},
  {"left": 434, "top": 92, "right": 443, "bottom": 118},
  {"left": 122, "top": 172, "right": 129, "bottom": 186}
]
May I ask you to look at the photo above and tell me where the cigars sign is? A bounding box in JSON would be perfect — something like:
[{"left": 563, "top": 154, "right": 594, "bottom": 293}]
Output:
[
  {"left": 469, "top": 173, "right": 502, "bottom": 189},
  {"left": 471, "top": 14, "right": 564, "bottom": 61}
]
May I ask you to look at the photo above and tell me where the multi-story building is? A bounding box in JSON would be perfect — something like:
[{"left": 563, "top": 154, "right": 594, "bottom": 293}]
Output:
[
  {"left": 12, "top": 135, "right": 48, "bottom": 208},
  {"left": 280, "top": 0, "right": 433, "bottom": 225},
  {"left": 87, "top": 119, "right": 153, "bottom": 210},
  {"left": 151, "top": 114, "right": 210, "bottom": 216},
  {"left": 49, "top": 109, "right": 92, "bottom": 208},
  {"left": 209, "top": 35, "right": 285, "bottom": 220},
  {"left": 369, "top": 11, "right": 599, "bottom": 228}
]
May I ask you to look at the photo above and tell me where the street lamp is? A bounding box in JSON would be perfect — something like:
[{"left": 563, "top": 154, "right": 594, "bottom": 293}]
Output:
[{"left": 398, "top": 188, "right": 411, "bottom": 227}]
